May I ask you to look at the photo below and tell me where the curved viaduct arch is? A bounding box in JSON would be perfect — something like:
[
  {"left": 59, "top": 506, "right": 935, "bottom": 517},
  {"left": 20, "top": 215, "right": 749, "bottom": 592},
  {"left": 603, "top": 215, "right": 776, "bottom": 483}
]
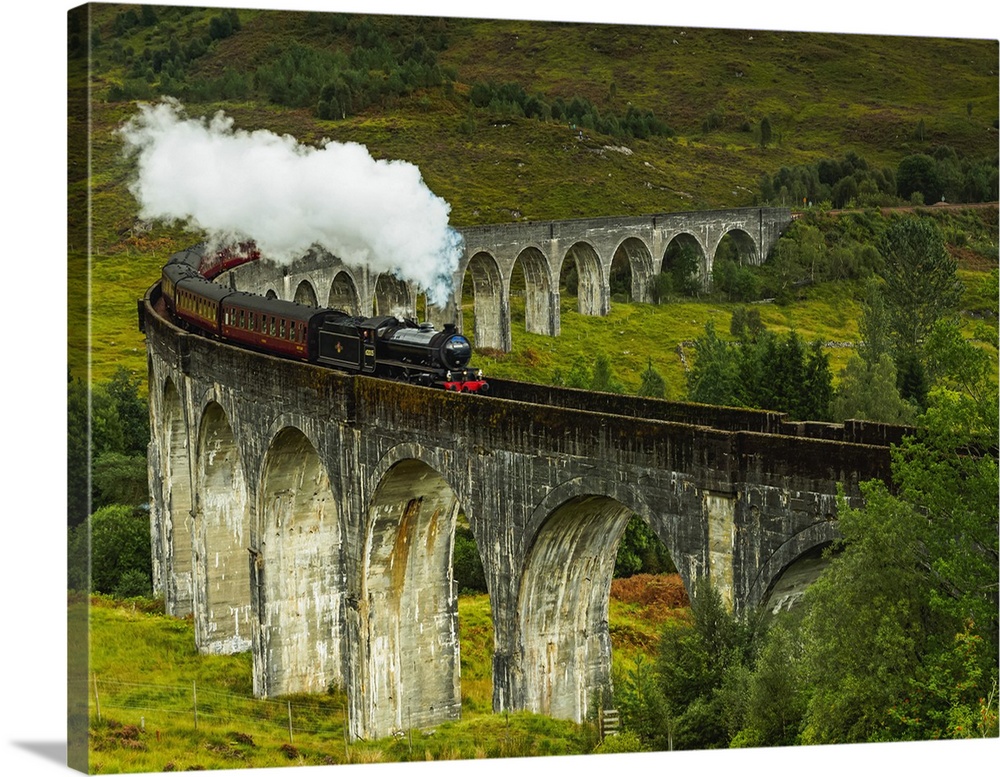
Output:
[
  {"left": 518, "top": 494, "right": 631, "bottom": 721},
  {"left": 254, "top": 426, "right": 343, "bottom": 698},
  {"left": 357, "top": 452, "right": 465, "bottom": 738},
  {"left": 711, "top": 227, "right": 760, "bottom": 268},
  {"left": 464, "top": 251, "right": 509, "bottom": 351},
  {"left": 745, "top": 520, "right": 840, "bottom": 614},
  {"left": 161, "top": 377, "right": 194, "bottom": 617},
  {"left": 610, "top": 236, "right": 655, "bottom": 303},
  {"left": 661, "top": 232, "right": 708, "bottom": 291},
  {"left": 510, "top": 246, "right": 556, "bottom": 336},
  {"left": 329, "top": 269, "right": 361, "bottom": 315},
  {"left": 562, "top": 242, "right": 607, "bottom": 317},
  {"left": 373, "top": 273, "right": 414, "bottom": 318},
  {"left": 293, "top": 279, "right": 318, "bottom": 307},
  {"left": 194, "top": 401, "right": 252, "bottom": 654},
  {"left": 141, "top": 213, "right": 883, "bottom": 742},
  {"left": 515, "top": 476, "right": 694, "bottom": 723}
]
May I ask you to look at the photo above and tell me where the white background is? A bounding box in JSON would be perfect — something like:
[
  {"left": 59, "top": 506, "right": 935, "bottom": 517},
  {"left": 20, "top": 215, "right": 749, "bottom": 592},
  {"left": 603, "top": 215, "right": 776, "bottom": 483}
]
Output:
[{"left": 2, "top": 1, "right": 997, "bottom": 775}]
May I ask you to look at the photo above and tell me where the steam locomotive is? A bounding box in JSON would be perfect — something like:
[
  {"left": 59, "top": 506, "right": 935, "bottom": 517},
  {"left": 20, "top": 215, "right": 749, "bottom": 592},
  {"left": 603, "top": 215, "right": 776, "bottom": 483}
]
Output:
[{"left": 148, "top": 245, "right": 488, "bottom": 393}]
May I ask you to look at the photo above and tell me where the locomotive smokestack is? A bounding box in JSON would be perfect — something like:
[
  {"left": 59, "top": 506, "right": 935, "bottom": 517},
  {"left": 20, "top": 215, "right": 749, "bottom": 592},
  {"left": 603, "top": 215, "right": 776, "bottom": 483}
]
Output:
[{"left": 119, "top": 98, "right": 462, "bottom": 306}]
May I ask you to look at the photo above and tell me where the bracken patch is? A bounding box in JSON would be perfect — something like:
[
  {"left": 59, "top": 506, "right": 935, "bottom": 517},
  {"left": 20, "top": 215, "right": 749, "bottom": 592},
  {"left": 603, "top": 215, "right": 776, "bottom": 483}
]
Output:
[{"left": 610, "top": 573, "right": 691, "bottom": 622}]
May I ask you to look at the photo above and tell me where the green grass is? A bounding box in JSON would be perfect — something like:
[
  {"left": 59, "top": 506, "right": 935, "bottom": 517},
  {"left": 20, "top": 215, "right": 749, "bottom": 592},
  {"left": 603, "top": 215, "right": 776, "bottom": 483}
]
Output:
[
  {"left": 82, "top": 593, "right": 606, "bottom": 771},
  {"left": 470, "top": 283, "right": 865, "bottom": 399}
]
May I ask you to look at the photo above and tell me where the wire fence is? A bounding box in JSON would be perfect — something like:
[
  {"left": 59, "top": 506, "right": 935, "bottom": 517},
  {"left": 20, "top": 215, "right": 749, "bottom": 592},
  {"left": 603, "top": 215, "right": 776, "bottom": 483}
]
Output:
[
  {"left": 87, "top": 675, "right": 606, "bottom": 763},
  {"left": 90, "top": 675, "right": 349, "bottom": 745}
]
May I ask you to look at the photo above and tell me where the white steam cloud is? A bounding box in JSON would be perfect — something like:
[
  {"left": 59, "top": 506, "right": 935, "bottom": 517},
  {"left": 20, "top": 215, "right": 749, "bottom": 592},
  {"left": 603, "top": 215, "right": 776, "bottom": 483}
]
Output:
[{"left": 119, "top": 98, "right": 462, "bottom": 306}]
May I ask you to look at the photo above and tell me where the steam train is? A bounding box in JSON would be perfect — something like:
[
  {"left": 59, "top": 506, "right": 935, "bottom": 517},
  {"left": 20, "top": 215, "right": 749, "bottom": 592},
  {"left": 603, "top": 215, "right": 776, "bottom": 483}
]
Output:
[{"left": 148, "top": 244, "right": 488, "bottom": 393}]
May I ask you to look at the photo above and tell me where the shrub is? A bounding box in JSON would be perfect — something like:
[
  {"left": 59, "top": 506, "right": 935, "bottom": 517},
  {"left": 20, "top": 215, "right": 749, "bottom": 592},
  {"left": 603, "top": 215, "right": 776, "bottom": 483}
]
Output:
[
  {"left": 592, "top": 730, "right": 645, "bottom": 754},
  {"left": 453, "top": 525, "right": 486, "bottom": 593},
  {"left": 70, "top": 504, "right": 152, "bottom": 595}
]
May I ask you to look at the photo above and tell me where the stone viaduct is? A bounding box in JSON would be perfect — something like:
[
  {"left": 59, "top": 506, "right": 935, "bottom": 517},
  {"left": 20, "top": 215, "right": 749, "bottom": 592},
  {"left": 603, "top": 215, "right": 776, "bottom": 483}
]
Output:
[
  {"left": 141, "top": 213, "right": 904, "bottom": 740},
  {"left": 229, "top": 207, "right": 792, "bottom": 352}
]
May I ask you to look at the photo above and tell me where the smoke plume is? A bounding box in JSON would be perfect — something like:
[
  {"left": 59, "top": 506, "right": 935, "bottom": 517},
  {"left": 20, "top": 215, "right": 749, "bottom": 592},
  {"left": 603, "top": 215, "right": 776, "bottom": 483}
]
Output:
[{"left": 119, "top": 98, "right": 462, "bottom": 306}]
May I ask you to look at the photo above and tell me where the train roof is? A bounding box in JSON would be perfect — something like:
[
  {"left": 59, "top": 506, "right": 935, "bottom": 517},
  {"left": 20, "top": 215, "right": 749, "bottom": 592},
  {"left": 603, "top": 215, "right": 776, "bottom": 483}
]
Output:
[
  {"left": 162, "top": 260, "right": 201, "bottom": 284},
  {"left": 222, "top": 290, "right": 330, "bottom": 323},
  {"left": 175, "top": 274, "right": 233, "bottom": 303},
  {"left": 165, "top": 247, "right": 206, "bottom": 270}
]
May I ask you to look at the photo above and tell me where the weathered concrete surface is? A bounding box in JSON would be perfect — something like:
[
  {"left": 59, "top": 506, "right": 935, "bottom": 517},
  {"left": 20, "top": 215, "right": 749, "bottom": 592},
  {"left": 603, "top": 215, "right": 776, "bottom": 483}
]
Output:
[{"left": 142, "top": 276, "right": 899, "bottom": 740}]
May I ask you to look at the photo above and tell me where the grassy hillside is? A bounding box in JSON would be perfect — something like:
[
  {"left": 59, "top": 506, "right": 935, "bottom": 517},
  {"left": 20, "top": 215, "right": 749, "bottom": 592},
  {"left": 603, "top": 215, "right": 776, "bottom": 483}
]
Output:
[{"left": 70, "top": 5, "right": 998, "bottom": 385}]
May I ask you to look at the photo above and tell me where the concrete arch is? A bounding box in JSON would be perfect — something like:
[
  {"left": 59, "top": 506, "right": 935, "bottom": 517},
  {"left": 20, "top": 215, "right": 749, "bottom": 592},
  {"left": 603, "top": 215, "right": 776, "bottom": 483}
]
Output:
[
  {"left": 746, "top": 520, "right": 839, "bottom": 614},
  {"left": 711, "top": 227, "right": 760, "bottom": 267},
  {"left": 195, "top": 401, "right": 252, "bottom": 654},
  {"left": 514, "top": 475, "right": 696, "bottom": 722},
  {"left": 373, "top": 273, "right": 415, "bottom": 319},
  {"left": 562, "top": 242, "right": 607, "bottom": 316},
  {"left": 611, "top": 236, "right": 655, "bottom": 303},
  {"left": 265, "top": 288, "right": 278, "bottom": 300},
  {"left": 518, "top": 493, "right": 633, "bottom": 721},
  {"left": 464, "top": 251, "right": 508, "bottom": 351},
  {"left": 254, "top": 426, "right": 343, "bottom": 698},
  {"left": 511, "top": 246, "right": 556, "bottom": 336},
  {"left": 358, "top": 455, "right": 463, "bottom": 738},
  {"left": 328, "top": 269, "right": 361, "bottom": 315},
  {"left": 661, "top": 232, "right": 708, "bottom": 290},
  {"left": 761, "top": 543, "right": 832, "bottom": 617},
  {"left": 293, "top": 279, "right": 318, "bottom": 307},
  {"left": 161, "top": 377, "right": 194, "bottom": 617}
]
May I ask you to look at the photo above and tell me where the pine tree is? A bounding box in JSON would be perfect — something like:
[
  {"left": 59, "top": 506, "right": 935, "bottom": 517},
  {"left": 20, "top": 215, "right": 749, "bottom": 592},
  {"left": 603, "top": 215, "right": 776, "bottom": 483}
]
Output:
[{"left": 638, "top": 359, "right": 667, "bottom": 398}]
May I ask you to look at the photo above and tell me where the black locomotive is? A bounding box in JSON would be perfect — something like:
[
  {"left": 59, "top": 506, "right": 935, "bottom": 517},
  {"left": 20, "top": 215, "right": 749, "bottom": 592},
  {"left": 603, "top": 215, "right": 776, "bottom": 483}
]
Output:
[{"left": 149, "top": 244, "right": 488, "bottom": 393}]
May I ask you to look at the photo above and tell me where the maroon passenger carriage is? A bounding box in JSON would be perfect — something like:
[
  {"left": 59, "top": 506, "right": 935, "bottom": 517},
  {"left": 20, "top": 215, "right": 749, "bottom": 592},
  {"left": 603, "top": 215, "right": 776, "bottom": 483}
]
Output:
[{"left": 150, "top": 243, "right": 488, "bottom": 393}]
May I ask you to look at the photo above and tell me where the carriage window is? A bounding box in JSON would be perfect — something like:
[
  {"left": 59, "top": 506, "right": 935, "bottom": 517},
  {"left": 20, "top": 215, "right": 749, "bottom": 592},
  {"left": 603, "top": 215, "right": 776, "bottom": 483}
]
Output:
[
  {"left": 240, "top": 310, "right": 245, "bottom": 328},
  {"left": 280, "top": 319, "right": 286, "bottom": 339},
  {"left": 270, "top": 317, "right": 276, "bottom": 336}
]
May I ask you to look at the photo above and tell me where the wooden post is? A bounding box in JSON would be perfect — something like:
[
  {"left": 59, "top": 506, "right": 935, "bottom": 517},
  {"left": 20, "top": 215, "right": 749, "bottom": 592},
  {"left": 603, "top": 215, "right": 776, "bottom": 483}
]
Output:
[
  {"left": 343, "top": 705, "right": 350, "bottom": 763},
  {"left": 92, "top": 675, "right": 101, "bottom": 722}
]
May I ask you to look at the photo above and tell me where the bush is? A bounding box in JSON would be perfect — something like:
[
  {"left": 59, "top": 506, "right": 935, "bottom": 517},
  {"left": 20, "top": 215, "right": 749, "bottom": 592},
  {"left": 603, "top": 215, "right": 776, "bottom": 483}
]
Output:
[
  {"left": 113, "top": 568, "right": 153, "bottom": 599},
  {"left": 69, "top": 505, "right": 152, "bottom": 595},
  {"left": 712, "top": 258, "right": 761, "bottom": 302},
  {"left": 453, "top": 525, "right": 486, "bottom": 593},
  {"left": 648, "top": 272, "right": 673, "bottom": 303},
  {"left": 592, "top": 730, "right": 645, "bottom": 754}
]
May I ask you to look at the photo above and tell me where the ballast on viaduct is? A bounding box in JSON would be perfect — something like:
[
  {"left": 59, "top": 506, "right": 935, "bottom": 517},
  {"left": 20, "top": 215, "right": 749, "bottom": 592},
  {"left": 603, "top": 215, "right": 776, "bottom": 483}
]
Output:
[{"left": 142, "top": 208, "right": 903, "bottom": 741}]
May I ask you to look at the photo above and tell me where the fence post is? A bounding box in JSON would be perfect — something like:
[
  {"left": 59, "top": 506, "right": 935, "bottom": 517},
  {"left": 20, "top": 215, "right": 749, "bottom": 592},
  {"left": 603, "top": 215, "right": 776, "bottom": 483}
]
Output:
[
  {"left": 287, "top": 701, "right": 293, "bottom": 744},
  {"left": 343, "top": 705, "right": 350, "bottom": 763},
  {"left": 93, "top": 675, "right": 101, "bottom": 722},
  {"left": 193, "top": 681, "right": 198, "bottom": 730}
]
